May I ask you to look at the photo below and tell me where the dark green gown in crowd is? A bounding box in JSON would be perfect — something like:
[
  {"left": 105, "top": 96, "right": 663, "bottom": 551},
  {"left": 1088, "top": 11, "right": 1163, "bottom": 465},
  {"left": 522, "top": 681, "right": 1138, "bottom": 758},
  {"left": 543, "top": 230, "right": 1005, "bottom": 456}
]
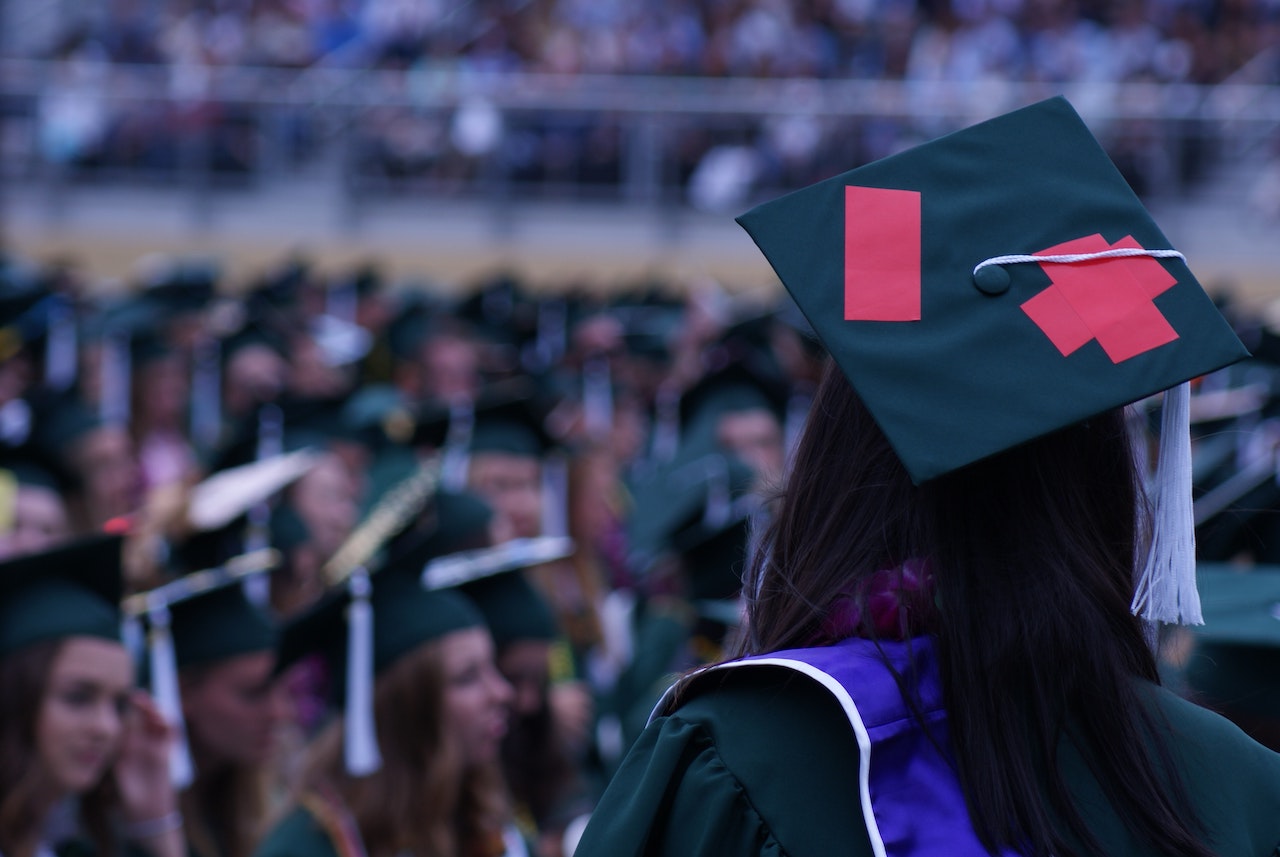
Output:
[{"left": 574, "top": 664, "right": 1280, "bottom": 857}]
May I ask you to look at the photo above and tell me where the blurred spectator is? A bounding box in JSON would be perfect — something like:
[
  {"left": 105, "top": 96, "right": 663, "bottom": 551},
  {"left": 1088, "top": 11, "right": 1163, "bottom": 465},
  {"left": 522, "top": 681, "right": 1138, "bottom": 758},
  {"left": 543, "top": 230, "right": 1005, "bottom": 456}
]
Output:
[{"left": 9, "top": 0, "right": 1275, "bottom": 203}]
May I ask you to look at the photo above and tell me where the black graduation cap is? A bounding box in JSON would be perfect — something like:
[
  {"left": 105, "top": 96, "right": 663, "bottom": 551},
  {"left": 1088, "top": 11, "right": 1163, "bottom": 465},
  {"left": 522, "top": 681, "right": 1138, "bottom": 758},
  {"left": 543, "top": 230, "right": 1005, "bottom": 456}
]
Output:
[
  {"left": 469, "top": 387, "right": 557, "bottom": 459},
  {"left": 0, "top": 534, "right": 125, "bottom": 656},
  {"left": 25, "top": 392, "right": 107, "bottom": 491},
  {"left": 124, "top": 548, "right": 279, "bottom": 787},
  {"left": 678, "top": 358, "right": 791, "bottom": 436},
  {"left": 423, "top": 536, "right": 574, "bottom": 649},
  {"left": 738, "top": 96, "right": 1247, "bottom": 483},
  {"left": 205, "top": 393, "right": 364, "bottom": 474},
  {"left": 0, "top": 281, "right": 50, "bottom": 361},
  {"left": 0, "top": 439, "right": 78, "bottom": 497},
  {"left": 737, "top": 96, "right": 1249, "bottom": 626},
  {"left": 663, "top": 453, "right": 760, "bottom": 603}
]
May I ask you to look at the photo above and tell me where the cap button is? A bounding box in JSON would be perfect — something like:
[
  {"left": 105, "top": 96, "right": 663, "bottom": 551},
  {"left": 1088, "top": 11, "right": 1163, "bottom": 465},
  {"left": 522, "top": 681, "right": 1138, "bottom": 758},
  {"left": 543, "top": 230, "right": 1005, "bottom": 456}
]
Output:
[{"left": 973, "top": 264, "right": 1011, "bottom": 296}]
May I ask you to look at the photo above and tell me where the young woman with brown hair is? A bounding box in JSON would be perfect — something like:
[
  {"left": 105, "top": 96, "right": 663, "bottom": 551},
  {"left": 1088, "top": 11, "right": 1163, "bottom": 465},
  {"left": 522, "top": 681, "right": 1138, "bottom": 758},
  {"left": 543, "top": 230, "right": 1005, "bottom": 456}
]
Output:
[
  {"left": 573, "top": 98, "right": 1280, "bottom": 857},
  {"left": 253, "top": 490, "right": 521, "bottom": 857},
  {"left": 129, "top": 561, "right": 289, "bottom": 857},
  {"left": 0, "top": 537, "right": 182, "bottom": 857}
]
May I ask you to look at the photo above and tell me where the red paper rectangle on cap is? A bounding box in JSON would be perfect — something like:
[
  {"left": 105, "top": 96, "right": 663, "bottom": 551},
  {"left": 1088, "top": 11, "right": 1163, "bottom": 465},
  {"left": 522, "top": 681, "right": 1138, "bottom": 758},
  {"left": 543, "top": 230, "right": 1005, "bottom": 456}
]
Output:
[{"left": 844, "top": 186, "right": 921, "bottom": 321}]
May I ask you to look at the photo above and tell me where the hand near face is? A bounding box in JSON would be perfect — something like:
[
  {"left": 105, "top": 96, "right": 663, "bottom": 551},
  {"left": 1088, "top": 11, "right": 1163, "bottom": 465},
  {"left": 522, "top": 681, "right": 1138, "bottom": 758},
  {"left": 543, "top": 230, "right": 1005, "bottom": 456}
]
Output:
[{"left": 114, "top": 690, "right": 179, "bottom": 823}]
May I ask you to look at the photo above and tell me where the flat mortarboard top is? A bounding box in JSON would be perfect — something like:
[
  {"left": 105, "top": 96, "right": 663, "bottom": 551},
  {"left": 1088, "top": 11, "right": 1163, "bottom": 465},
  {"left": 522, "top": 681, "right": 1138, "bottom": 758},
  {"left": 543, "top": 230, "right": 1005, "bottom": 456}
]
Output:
[
  {"left": 410, "top": 379, "right": 557, "bottom": 458},
  {"left": 0, "top": 440, "right": 77, "bottom": 495},
  {"left": 736, "top": 96, "right": 1248, "bottom": 483},
  {"left": 276, "top": 460, "right": 482, "bottom": 679},
  {"left": 468, "top": 382, "right": 556, "bottom": 458},
  {"left": 666, "top": 454, "right": 761, "bottom": 603},
  {"left": 123, "top": 549, "right": 279, "bottom": 668},
  {"left": 382, "top": 489, "right": 498, "bottom": 571},
  {"left": 0, "top": 534, "right": 125, "bottom": 656},
  {"left": 1184, "top": 566, "right": 1280, "bottom": 716},
  {"left": 275, "top": 540, "right": 484, "bottom": 682},
  {"left": 678, "top": 359, "right": 790, "bottom": 433},
  {"left": 422, "top": 536, "right": 574, "bottom": 647}
]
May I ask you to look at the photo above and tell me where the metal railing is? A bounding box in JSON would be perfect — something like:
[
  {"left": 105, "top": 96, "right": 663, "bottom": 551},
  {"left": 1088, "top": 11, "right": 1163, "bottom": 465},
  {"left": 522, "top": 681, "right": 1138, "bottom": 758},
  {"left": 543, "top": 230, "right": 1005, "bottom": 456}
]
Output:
[{"left": 3, "top": 59, "right": 1279, "bottom": 220}]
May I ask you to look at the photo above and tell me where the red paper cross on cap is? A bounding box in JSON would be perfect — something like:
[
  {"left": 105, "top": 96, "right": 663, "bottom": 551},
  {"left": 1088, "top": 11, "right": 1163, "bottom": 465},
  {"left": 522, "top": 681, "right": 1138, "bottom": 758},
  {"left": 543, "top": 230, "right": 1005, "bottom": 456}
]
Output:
[{"left": 1019, "top": 234, "right": 1179, "bottom": 364}]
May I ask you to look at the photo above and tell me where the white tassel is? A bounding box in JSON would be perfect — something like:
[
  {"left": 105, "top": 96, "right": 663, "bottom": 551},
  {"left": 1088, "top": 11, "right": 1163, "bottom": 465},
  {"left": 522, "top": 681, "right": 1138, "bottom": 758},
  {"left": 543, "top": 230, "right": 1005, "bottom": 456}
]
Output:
[
  {"left": 541, "top": 454, "right": 569, "bottom": 538},
  {"left": 344, "top": 569, "right": 382, "bottom": 776},
  {"left": 1131, "top": 382, "right": 1202, "bottom": 625},
  {"left": 147, "top": 602, "right": 195, "bottom": 789}
]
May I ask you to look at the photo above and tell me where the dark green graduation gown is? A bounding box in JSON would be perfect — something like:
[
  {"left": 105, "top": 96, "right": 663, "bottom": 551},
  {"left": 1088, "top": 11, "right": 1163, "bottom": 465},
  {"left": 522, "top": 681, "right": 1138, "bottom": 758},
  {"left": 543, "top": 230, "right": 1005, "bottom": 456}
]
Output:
[
  {"left": 574, "top": 664, "right": 1280, "bottom": 857},
  {"left": 253, "top": 808, "right": 340, "bottom": 857}
]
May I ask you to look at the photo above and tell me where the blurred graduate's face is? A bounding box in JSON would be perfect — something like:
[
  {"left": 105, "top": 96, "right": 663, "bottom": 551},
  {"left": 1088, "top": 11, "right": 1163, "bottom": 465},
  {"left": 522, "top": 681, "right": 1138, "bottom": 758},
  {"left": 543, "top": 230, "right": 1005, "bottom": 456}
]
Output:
[
  {"left": 182, "top": 650, "right": 289, "bottom": 768},
  {"left": 74, "top": 426, "right": 141, "bottom": 525},
  {"left": 290, "top": 454, "right": 360, "bottom": 556},
  {"left": 467, "top": 453, "right": 542, "bottom": 539},
  {"left": 496, "top": 639, "right": 552, "bottom": 719},
  {"left": 0, "top": 485, "right": 71, "bottom": 559},
  {"left": 439, "top": 628, "right": 513, "bottom": 767},
  {"left": 36, "top": 638, "right": 133, "bottom": 796},
  {"left": 717, "top": 409, "right": 785, "bottom": 487},
  {"left": 421, "top": 336, "right": 481, "bottom": 402}
]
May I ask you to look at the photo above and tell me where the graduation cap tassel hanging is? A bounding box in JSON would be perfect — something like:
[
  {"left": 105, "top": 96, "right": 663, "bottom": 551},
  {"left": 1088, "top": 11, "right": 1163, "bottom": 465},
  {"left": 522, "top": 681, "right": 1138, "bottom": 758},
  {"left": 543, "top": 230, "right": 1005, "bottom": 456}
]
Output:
[
  {"left": 145, "top": 601, "right": 195, "bottom": 789},
  {"left": 189, "top": 335, "right": 222, "bottom": 454},
  {"left": 1131, "top": 381, "right": 1202, "bottom": 625},
  {"left": 541, "top": 453, "right": 569, "bottom": 539},
  {"left": 582, "top": 355, "right": 613, "bottom": 441},
  {"left": 344, "top": 567, "right": 382, "bottom": 776},
  {"left": 100, "top": 328, "right": 132, "bottom": 427},
  {"left": 440, "top": 400, "right": 474, "bottom": 493},
  {"left": 243, "top": 404, "right": 284, "bottom": 607},
  {"left": 44, "top": 295, "right": 77, "bottom": 392}
]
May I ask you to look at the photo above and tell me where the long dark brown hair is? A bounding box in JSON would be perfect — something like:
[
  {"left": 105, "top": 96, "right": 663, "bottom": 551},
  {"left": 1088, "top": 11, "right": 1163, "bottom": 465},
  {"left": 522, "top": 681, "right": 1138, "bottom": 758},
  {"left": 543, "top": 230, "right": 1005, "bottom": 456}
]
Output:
[
  {"left": 0, "top": 640, "right": 119, "bottom": 857},
  {"left": 737, "top": 360, "right": 1211, "bottom": 857},
  {"left": 297, "top": 639, "right": 509, "bottom": 857},
  {"left": 179, "top": 663, "right": 273, "bottom": 857}
]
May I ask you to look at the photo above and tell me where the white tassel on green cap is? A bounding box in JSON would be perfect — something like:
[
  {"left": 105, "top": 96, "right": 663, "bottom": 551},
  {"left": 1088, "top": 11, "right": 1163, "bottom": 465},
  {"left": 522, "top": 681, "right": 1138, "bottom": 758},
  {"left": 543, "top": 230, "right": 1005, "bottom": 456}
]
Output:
[
  {"left": 146, "top": 601, "right": 195, "bottom": 789},
  {"left": 1131, "top": 381, "right": 1202, "bottom": 625},
  {"left": 344, "top": 567, "right": 382, "bottom": 776}
]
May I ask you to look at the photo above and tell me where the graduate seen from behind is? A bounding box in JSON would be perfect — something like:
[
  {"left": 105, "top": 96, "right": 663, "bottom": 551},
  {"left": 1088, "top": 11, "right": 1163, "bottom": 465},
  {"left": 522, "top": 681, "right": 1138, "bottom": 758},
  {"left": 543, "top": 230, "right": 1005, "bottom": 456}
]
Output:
[
  {"left": 574, "top": 97, "right": 1280, "bottom": 857},
  {"left": 0, "top": 536, "right": 183, "bottom": 857}
]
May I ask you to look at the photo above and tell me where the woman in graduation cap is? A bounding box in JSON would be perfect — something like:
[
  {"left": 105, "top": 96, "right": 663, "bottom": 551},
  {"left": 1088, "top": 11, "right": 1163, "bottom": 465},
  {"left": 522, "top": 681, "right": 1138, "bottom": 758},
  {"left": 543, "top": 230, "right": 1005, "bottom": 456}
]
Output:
[
  {"left": 0, "top": 536, "right": 184, "bottom": 857},
  {"left": 574, "top": 99, "right": 1280, "bottom": 857},
  {"left": 128, "top": 554, "right": 288, "bottom": 857},
  {"left": 428, "top": 529, "right": 591, "bottom": 857},
  {"left": 254, "top": 489, "right": 522, "bottom": 857}
]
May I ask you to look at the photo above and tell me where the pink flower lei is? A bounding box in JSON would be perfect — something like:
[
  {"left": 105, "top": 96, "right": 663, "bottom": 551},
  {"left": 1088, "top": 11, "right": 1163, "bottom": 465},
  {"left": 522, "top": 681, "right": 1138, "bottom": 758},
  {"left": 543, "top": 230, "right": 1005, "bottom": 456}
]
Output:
[{"left": 815, "top": 558, "right": 938, "bottom": 644}]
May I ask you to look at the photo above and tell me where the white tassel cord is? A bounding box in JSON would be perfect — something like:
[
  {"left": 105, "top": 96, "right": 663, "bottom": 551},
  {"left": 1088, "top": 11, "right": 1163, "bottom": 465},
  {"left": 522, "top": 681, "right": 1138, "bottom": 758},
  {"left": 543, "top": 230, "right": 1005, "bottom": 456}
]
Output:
[
  {"left": 344, "top": 569, "right": 383, "bottom": 776},
  {"left": 146, "top": 603, "right": 195, "bottom": 789},
  {"left": 1131, "top": 382, "right": 1203, "bottom": 625}
]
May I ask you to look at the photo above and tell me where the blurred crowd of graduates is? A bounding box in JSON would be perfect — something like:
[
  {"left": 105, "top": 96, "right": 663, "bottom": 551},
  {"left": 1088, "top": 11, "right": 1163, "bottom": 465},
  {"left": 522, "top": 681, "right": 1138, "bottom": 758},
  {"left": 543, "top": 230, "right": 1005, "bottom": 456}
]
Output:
[
  {"left": 0, "top": 246, "right": 826, "bottom": 855},
  {"left": 0, "top": 243, "right": 1277, "bottom": 856}
]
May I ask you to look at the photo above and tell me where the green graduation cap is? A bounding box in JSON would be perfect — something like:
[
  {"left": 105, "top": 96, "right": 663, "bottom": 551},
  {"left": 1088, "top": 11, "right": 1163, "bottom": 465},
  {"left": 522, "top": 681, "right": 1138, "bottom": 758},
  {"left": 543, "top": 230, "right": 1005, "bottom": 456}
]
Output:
[
  {"left": 0, "top": 534, "right": 125, "bottom": 657},
  {"left": 468, "top": 385, "right": 556, "bottom": 459},
  {"left": 737, "top": 96, "right": 1247, "bottom": 485},
  {"left": 1183, "top": 567, "right": 1280, "bottom": 737},
  {"left": 274, "top": 539, "right": 484, "bottom": 776},
  {"left": 277, "top": 463, "right": 486, "bottom": 778},
  {"left": 678, "top": 359, "right": 790, "bottom": 436},
  {"left": 124, "top": 549, "right": 280, "bottom": 788},
  {"left": 665, "top": 454, "right": 761, "bottom": 605},
  {"left": 737, "top": 96, "right": 1249, "bottom": 626},
  {"left": 422, "top": 535, "right": 575, "bottom": 649}
]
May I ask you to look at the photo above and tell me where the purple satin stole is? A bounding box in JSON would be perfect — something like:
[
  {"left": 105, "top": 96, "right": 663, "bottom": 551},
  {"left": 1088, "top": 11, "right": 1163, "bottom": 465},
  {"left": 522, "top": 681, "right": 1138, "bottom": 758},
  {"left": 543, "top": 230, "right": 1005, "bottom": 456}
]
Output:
[{"left": 678, "top": 636, "right": 1020, "bottom": 857}]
